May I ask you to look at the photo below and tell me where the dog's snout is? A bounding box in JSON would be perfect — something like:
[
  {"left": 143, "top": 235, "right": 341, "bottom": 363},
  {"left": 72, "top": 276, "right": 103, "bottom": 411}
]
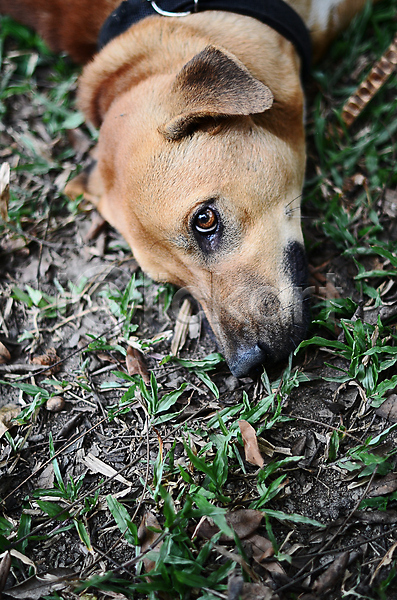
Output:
[{"left": 228, "top": 343, "right": 270, "bottom": 378}]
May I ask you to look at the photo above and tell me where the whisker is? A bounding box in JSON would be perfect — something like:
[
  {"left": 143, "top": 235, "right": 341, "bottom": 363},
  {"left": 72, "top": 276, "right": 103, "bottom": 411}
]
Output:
[{"left": 285, "top": 193, "right": 303, "bottom": 210}]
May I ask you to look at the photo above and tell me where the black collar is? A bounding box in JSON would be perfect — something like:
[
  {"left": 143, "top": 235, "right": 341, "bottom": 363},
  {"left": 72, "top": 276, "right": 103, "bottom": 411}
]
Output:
[{"left": 98, "top": 0, "right": 311, "bottom": 79}]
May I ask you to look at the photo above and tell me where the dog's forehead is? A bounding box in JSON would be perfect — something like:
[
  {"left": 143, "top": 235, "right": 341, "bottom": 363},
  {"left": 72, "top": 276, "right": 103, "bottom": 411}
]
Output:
[{"left": 139, "top": 125, "right": 301, "bottom": 211}]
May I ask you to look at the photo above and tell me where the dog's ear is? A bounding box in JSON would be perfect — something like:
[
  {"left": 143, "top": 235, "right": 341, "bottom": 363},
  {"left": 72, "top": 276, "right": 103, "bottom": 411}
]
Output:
[{"left": 161, "top": 45, "right": 273, "bottom": 140}]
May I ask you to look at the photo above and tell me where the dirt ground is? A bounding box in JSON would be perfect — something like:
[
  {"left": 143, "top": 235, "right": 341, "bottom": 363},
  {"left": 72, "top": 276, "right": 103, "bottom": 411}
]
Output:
[{"left": 1, "top": 9, "right": 397, "bottom": 600}]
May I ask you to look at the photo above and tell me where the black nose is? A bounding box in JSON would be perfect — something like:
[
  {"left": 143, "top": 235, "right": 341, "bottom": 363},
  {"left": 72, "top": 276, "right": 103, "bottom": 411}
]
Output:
[{"left": 228, "top": 343, "right": 270, "bottom": 378}]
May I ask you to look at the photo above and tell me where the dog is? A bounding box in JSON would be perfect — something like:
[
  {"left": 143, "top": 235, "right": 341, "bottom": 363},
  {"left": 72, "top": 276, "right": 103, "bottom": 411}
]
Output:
[{"left": 0, "top": 0, "right": 377, "bottom": 377}]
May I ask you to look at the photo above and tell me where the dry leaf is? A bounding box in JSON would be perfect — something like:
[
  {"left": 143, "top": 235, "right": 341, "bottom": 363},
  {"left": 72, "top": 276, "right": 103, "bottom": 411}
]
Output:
[
  {"left": 0, "top": 235, "right": 27, "bottom": 254},
  {"left": 2, "top": 568, "right": 75, "bottom": 599},
  {"left": 126, "top": 345, "right": 150, "bottom": 384},
  {"left": 238, "top": 420, "right": 264, "bottom": 467},
  {"left": 171, "top": 298, "right": 192, "bottom": 355},
  {"left": 241, "top": 582, "right": 275, "bottom": 600},
  {"left": 9, "top": 550, "right": 35, "bottom": 570},
  {"left": 368, "top": 472, "right": 397, "bottom": 497},
  {"left": 262, "top": 560, "right": 286, "bottom": 576},
  {"left": 370, "top": 540, "right": 397, "bottom": 585},
  {"left": 355, "top": 510, "right": 397, "bottom": 524},
  {"left": 195, "top": 509, "right": 263, "bottom": 542},
  {"left": 30, "top": 348, "right": 60, "bottom": 374},
  {"left": 312, "top": 551, "right": 349, "bottom": 593},
  {"left": 0, "top": 341, "right": 11, "bottom": 364},
  {"left": 138, "top": 511, "right": 163, "bottom": 573},
  {"left": 245, "top": 533, "right": 274, "bottom": 563},
  {"left": 67, "top": 127, "right": 91, "bottom": 157},
  {"left": 0, "top": 405, "right": 20, "bottom": 438},
  {"left": 228, "top": 573, "right": 244, "bottom": 600},
  {"left": 341, "top": 33, "right": 397, "bottom": 128},
  {"left": 0, "top": 551, "right": 11, "bottom": 596},
  {"left": 0, "top": 162, "right": 10, "bottom": 222},
  {"left": 213, "top": 545, "right": 258, "bottom": 581},
  {"left": 225, "top": 510, "right": 263, "bottom": 540},
  {"left": 82, "top": 453, "right": 132, "bottom": 488},
  {"left": 376, "top": 395, "right": 397, "bottom": 422},
  {"left": 36, "top": 464, "right": 55, "bottom": 490}
]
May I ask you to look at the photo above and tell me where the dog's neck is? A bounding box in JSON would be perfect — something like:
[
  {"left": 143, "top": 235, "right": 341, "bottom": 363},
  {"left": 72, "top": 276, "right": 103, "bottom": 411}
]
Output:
[{"left": 98, "top": 0, "right": 312, "bottom": 78}]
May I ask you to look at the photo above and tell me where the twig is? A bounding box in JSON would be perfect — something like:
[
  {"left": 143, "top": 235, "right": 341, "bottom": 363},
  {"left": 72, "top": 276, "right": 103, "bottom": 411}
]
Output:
[{"left": 289, "top": 413, "right": 362, "bottom": 443}]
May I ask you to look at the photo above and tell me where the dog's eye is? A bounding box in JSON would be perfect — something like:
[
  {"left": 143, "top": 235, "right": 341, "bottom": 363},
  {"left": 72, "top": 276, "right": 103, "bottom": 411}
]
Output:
[{"left": 193, "top": 208, "right": 218, "bottom": 235}]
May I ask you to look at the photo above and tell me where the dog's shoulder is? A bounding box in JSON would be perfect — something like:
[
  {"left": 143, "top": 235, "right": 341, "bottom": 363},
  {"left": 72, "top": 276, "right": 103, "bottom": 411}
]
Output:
[{"left": 0, "top": 0, "right": 119, "bottom": 62}]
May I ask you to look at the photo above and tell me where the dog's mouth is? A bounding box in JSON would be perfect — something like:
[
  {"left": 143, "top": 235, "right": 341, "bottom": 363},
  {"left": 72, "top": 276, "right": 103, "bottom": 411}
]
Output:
[
  {"left": 225, "top": 300, "right": 310, "bottom": 378},
  {"left": 199, "top": 241, "right": 310, "bottom": 378}
]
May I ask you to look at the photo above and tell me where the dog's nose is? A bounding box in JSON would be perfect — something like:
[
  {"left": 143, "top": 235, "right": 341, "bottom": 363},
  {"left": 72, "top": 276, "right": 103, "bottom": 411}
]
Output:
[{"left": 228, "top": 343, "right": 270, "bottom": 378}]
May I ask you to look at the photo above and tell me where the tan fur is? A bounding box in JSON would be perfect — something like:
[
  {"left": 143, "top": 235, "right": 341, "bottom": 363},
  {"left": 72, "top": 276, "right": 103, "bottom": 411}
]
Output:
[{"left": 0, "top": 0, "right": 378, "bottom": 375}]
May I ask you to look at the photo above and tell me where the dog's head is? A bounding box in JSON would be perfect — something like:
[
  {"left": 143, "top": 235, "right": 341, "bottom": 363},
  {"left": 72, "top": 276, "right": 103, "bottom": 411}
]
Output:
[{"left": 73, "top": 32, "right": 309, "bottom": 377}]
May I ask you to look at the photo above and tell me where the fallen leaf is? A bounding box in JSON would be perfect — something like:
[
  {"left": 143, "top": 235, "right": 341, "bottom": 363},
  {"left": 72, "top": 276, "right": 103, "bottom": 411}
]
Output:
[
  {"left": 245, "top": 533, "right": 274, "bottom": 563},
  {"left": 2, "top": 568, "right": 75, "bottom": 599},
  {"left": 126, "top": 345, "right": 150, "bottom": 384},
  {"left": 370, "top": 540, "right": 397, "bottom": 585},
  {"left": 262, "top": 560, "right": 286, "bottom": 577},
  {"left": 36, "top": 464, "right": 55, "bottom": 490},
  {"left": 171, "top": 298, "right": 192, "bottom": 355},
  {"left": 241, "top": 582, "right": 276, "bottom": 600},
  {"left": 67, "top": 127, "right": 91, "bottom": 157},
  {"left": 384, "top": 189, "right": 397, "bottom": 218},
  {"left": 0, "top": 162, "right": 10, "bottom": 222},
  {"left": 228, "top": 573, "right": 243, "bottom": 600},
  {"left": 376, "top": 395, "right": 397, "bottom": 422},
  {"left": 343, "top": 173, "right": 366, "bottom": 192},
  {"left": 355, "top": 510, "right": 397, "bottom": 524},
  {"left": 0, "top": 342, "right": 11, "bottom": 364},
  {"left": 82, "top": 453, "right": 132, "bottom": 488},
  {"left": 226, "top": 510, "right": 263, "bottom": 540},
  {"left": 213, "top": 545, "right": 258, "bottom": 581},
  {"left": 195, "top": 509, "right": 263, "bottom": 542},
  {"left": 0, "top": 405, "right": 20, "bottom": 438},
  {"left": 0, "top": 552, "right": 11, "bottom": 596},
  {"left": 0, "top": 235, "right": 27, "bottom": 254},
  {"left": 138, "top": 511, "right": 163, "bottom": 573},
  {"left": 368, "top": 472, "right": 397, "bottom": 497},
  {"left": 239, "top": 420, "right": 264, "bottom": 467},
  {"left": 30, "top": 348, "right": 60, "bottom": 374},
  {"left": 312, "top": 551, "right": 349, "bottom": 593},
  {"left": 9, "top": 550, "right": 35, "bottom": 570}
]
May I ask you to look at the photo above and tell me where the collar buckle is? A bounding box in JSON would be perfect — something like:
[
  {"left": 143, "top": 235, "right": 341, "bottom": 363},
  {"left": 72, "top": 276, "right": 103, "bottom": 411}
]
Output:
[{"left": 149, "top": 1, "right": 198, "bottom": 17}]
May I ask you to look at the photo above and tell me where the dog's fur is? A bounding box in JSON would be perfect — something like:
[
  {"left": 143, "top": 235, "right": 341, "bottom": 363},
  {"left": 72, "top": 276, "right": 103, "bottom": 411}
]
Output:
[{"left": 0, "top": 0, "right": 376, "bottom": 376}]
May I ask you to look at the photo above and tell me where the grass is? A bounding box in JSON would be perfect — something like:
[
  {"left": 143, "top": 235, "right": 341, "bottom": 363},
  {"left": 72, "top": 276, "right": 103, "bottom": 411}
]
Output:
[{"left": 0, "top": 1, "right": 397, "bottom": 598}]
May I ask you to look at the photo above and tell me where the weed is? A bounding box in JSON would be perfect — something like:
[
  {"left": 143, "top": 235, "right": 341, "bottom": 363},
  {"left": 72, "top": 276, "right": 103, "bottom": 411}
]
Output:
[{"left": 298, "top": 317, "right": 397, "bottom": 406}]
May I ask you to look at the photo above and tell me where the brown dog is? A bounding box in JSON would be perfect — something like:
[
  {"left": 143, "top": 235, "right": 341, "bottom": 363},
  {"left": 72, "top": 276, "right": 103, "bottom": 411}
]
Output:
[{"left": 0, "top": 0, "right": 376, "bottom": 376}]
